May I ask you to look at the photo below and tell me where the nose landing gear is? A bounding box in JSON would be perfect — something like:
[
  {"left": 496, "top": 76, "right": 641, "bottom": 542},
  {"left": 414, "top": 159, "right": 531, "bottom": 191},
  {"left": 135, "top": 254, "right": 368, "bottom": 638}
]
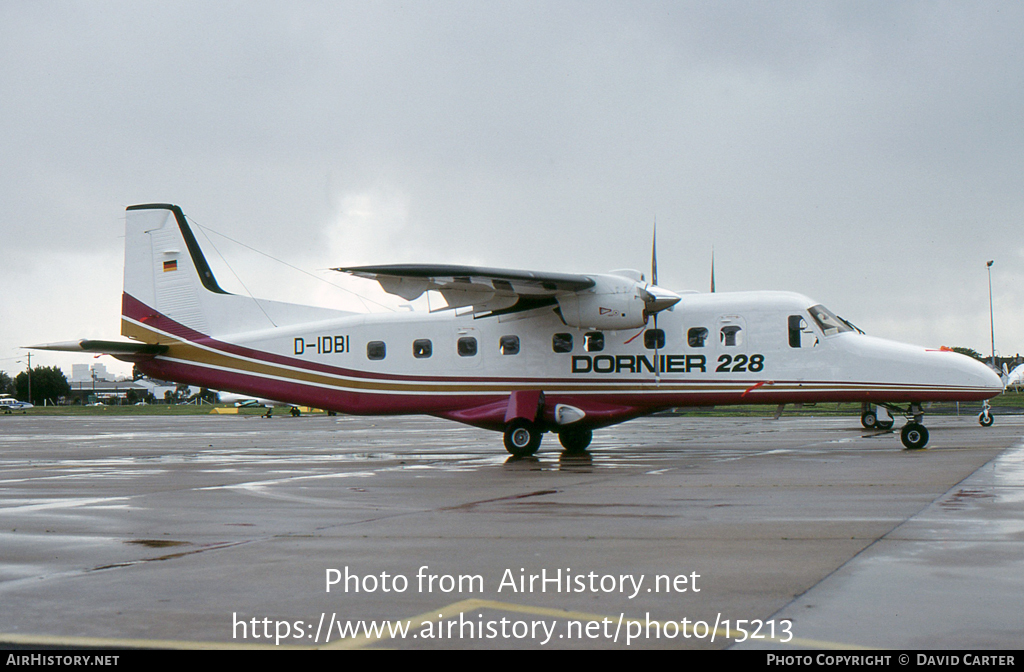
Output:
[{"left": 978, "top": 401, "right": 994, "bottom": 427}]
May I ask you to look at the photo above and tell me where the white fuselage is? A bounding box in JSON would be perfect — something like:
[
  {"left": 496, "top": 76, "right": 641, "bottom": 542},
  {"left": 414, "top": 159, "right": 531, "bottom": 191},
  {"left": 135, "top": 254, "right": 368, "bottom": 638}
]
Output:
[{"left": 128, "top": 288, "right": 1002, "bottom": 430}]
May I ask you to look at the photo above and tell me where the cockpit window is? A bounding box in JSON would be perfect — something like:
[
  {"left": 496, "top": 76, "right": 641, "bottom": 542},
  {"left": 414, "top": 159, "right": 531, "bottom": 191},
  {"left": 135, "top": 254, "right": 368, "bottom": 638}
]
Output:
[{"left": 807, "top": 304, "right": 853, "bottom": 337}]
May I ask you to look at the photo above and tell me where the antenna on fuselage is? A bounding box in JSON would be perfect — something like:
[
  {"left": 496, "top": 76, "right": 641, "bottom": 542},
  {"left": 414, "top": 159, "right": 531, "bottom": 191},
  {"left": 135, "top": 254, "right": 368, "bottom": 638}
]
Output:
[{"left": 710, "top": 246, "right": 716, "bottom": 293}]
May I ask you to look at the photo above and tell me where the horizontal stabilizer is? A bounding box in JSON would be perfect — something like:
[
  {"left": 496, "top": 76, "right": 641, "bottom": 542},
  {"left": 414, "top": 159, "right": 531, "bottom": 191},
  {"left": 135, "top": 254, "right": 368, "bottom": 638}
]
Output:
[{"left": 28, "top": 339, "right": 169, "bottom": 355}]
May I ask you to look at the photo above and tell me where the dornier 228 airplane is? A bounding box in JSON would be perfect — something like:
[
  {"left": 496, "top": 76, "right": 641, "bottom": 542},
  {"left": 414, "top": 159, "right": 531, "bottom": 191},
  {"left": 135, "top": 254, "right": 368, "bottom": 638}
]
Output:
[{"left": 33, "top": 204, "right": 1003, "bottom": 455}]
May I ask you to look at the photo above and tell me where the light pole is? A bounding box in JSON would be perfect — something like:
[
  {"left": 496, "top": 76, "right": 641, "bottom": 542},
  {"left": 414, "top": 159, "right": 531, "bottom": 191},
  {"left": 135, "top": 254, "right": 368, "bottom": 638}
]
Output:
[
  {"left": 987, "top": 260, "right": 995, "bottom": 368},
  {"left": 14, "top": 353, "right": 31, "bottom": 404}
]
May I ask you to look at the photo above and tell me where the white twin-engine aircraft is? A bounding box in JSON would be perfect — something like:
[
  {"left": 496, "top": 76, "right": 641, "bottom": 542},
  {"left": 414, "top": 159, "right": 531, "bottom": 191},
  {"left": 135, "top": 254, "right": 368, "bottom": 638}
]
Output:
[{"left": 35, "top": 204, "right": 1002, "bottom": 455}]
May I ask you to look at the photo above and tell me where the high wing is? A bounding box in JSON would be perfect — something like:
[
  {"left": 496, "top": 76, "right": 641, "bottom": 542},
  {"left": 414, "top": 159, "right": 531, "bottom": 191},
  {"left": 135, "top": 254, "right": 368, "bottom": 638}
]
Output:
[{"left": 335, "top": 264, "right": 597, "bottom": 318}]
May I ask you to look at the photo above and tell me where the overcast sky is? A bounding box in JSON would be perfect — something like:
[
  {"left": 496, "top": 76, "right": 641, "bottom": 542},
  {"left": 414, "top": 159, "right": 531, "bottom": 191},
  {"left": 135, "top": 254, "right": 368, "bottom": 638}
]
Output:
[{"left": 2, "top": 0, "right": 1022, "bottom": 381}]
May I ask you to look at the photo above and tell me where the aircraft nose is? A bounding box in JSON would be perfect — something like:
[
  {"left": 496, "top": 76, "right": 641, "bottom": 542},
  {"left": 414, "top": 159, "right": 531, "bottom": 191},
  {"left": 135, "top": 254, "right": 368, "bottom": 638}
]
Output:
[{"left": 956, "top": 353, "right": 1004, "bottom": 395}]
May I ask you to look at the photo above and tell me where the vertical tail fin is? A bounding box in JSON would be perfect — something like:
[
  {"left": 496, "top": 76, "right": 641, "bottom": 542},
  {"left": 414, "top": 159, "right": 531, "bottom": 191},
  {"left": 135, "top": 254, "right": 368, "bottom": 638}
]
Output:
[
  {"left": 122, "top": 203, "right": 228, "bottom": 337},
  {"left": 122, "top": 203, "right": 352, "bottom": 343}
]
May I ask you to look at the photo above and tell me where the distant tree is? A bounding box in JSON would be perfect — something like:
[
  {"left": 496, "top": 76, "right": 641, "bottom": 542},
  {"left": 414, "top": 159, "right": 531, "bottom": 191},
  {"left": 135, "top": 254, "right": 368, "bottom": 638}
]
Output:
[
  {"left": 951, "top": 347, "right": 984, "bottom": 361},
  {"left": 15, "top": 366, "right": 71, "bottom": 405},
  {"left": 0, "top": 370, "right": 14, "bottom": 396}
]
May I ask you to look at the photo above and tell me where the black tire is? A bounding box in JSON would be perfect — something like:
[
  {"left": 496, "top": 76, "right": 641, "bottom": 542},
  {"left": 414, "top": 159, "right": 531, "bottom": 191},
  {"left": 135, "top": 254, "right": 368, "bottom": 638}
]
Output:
[
  {"left": 877, "top": 418, "right": 895, "bottom": 430},
  {"left": 860, "top": 411, "right": 878, "bottom": 429},
  {"left": 504, "top": 419, "right": 542, "bottom": 457},
  {"left": 900, "top": 422, "right": 929, "bottom": 450},
  {"left": 979, "top": 411, "right": 994, "bottom": 427},
  {"left": 558, "top": 427, "right": 593, "bottom": 453}
]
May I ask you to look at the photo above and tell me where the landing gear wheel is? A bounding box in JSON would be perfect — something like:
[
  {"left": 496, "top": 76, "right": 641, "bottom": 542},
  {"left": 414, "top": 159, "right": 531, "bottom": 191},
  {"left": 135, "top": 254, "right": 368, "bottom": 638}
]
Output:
[
  {"left": 979, "top": 410, "right": 994, "bottom": 427},
  {"left": 861, "top": 411, "right": 878, "bottom": 429},
  {"left": 900, "top": 422, "right": 929, "bottom": 450},
  {"left": 558, "top": 427, "right": 593, "bottom": 453},
  {"left": 504, "top": 419, "right": 542, "bottom": 457},
  {"left": 290, "top": 407, "right": 301, "bottom": 417},
  {"left": 877, "top": 418, "right": 895, "bottom": 430}
]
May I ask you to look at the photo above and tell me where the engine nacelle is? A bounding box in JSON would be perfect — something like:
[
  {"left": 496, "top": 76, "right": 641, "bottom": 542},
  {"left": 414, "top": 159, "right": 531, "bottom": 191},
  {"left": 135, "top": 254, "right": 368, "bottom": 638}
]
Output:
[{"left": 556, "top": 275, "right": 648, "bottom": 330}]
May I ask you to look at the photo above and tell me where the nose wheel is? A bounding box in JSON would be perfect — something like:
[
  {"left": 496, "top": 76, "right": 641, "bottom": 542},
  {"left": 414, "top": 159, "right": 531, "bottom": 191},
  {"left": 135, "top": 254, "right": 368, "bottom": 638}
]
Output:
[{"left": 979, "top": 402, "right": 995, "bottom": 427}]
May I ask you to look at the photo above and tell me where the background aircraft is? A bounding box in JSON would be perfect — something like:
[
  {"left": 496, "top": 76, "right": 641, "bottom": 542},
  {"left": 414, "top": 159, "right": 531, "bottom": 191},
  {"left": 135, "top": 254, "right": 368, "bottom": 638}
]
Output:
[
  {"left": 216, "top": 391, "right": 302, "bottom": 416},
  {"left": 33, "top": 204, "right": 1003, "bottom": 455},
  {"left": 0, "top": 394, "right": 34, "bottom": 412},
  {"left": 1007, "top": 363, "right": 1024, "bottom": 392}
]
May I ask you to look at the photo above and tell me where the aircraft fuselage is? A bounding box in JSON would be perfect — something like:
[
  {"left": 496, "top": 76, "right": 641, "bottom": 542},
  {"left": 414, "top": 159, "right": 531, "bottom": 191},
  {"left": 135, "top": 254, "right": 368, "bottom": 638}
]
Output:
[{"left": 124, "top": 289, "right": 1001, "bottom": 432}]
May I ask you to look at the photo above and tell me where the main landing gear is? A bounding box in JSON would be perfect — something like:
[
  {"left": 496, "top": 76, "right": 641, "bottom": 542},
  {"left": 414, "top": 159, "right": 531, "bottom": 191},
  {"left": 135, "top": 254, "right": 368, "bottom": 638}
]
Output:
[
  {"left": 503, "top": 419, "right": 542, "bottom": 457},
  {"left": 860, "top": 404, "right": 895, "bottom": 431},
  {"left": 900, "top": 421, "right": 929, "bottom": 450},
  {"left": 502, "top": 420, "right": 593, "bottom": 457},
  {"left": 867, "top": 400, "right": 995, "bottom": 450},
  {"left": 864, "top": 402, "right": 930, "bottom": 449}
]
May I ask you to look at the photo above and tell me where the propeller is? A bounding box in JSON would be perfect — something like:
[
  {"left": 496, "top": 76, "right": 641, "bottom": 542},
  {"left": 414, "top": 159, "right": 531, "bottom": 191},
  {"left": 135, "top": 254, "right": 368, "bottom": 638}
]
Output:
[
  {"left": 639, "top": 221, "right": 680, "bottom": 319},
  {"left": 650, "top": 221, "right": 662, "bottom": 384}
]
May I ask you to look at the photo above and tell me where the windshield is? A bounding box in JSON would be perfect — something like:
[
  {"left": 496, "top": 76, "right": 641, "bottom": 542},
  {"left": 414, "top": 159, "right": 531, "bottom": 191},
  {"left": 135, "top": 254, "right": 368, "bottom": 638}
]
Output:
[{"left": 807, "top": 304, "right": 854, "bottom": 337}]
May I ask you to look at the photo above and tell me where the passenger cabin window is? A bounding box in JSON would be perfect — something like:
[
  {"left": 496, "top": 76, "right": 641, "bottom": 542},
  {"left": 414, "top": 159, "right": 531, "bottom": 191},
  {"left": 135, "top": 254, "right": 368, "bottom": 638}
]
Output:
[
  {"left": 552, "top": 333, "right": 573, "bottom": 353},
  {"left": 644, "top": 329, "right": 665, "bottom": 350},
  {"left": 585, "top": 332, "right": 604, "bottom": 352},
  {"left": 720, "top": 325, "right": 742, "bottom": 347},
  {"left": 500, "top": 335, "right": 520, "bottom": 355},
  {"left": 788, "top": 316, "right": 817, "bottom": 348},
  {"left": 413, "top": 339, "right": 432, "bottom": 358},
  {"left": 688, "top": 327, "right": 709, "bottom": 348},
  {"left": 367, "top": 341, "right": 386, "bottom": 360},
  {"left": 457, "top": 336, "right": 478, "bottom": 357}
]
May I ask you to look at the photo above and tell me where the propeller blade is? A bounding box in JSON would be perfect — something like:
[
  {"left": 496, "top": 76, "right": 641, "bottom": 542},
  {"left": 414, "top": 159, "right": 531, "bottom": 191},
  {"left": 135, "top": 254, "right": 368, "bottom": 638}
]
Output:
[
  {"left": 654, "top": 312, "right": 660, "bottom": 385},
  {"left": 651, "top": 220, "right": 658, "bottom": 288}
]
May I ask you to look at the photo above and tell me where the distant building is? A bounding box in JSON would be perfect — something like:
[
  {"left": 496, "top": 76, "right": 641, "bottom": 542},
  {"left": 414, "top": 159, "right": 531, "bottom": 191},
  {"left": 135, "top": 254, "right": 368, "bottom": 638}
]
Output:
[
  {"left": 65, "top": 375, "right": 199, "bottom": 405},
  {"left": 71, "top": 363, "right": 113, "bottom": 383}
]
